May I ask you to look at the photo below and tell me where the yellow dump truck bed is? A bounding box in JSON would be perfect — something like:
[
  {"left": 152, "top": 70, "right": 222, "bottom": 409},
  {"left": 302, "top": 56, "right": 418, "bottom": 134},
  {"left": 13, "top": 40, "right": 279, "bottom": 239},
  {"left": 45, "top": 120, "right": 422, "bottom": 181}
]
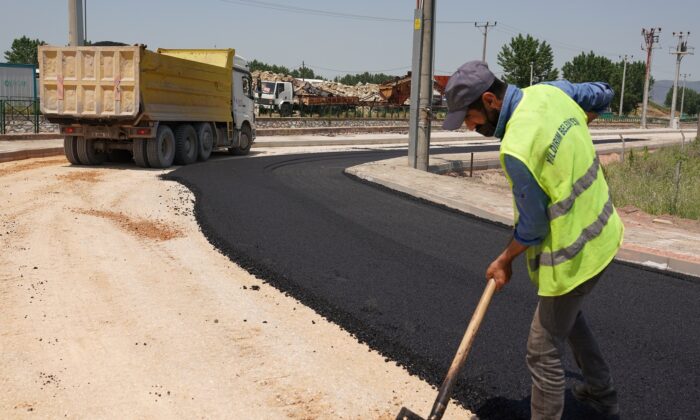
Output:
[{"left": 39, "top": 46, "right": 234, "bottom": 123}]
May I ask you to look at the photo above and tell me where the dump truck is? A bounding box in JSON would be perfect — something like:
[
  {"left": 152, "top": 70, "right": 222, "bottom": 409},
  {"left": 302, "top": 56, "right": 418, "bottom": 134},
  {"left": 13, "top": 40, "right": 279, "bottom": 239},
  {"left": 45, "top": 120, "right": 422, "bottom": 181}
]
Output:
[
  {"left": 38, "top": 45, "right": 256, "bottom": 168},
  {"left": 257, "top": 80, "right": 294, "bottom": 116}
]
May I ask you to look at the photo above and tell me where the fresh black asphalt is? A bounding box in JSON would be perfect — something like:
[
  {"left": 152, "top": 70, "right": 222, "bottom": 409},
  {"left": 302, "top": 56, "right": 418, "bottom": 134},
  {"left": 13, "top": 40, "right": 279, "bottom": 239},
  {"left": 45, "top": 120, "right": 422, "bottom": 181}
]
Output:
[{"left": 166, "top": 145, "right": 700, "bottom": 419}]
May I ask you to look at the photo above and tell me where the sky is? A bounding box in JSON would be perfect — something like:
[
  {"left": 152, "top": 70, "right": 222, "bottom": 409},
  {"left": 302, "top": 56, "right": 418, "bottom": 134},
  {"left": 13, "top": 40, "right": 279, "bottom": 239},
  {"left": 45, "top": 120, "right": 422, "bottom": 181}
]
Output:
[{"left": 1, "top": 0, "right": 698, "bottom": 83}]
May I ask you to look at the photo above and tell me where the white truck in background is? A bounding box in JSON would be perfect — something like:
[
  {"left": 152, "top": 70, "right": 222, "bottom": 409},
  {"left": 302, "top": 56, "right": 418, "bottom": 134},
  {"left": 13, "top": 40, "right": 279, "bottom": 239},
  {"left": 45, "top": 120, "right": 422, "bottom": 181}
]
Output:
[
  {"left": 256, "top": 80, "right": 294, "bottom": 116},
  {"left": 39, "top": 46, "right": 256, "bottom": 168}
]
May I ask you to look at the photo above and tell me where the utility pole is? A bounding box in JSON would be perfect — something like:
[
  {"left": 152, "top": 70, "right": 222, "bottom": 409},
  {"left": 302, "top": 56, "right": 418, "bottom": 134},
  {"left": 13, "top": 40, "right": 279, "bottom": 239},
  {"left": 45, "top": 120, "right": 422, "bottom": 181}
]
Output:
[
  {"left": 680, "top": 73, "right": 690, "bottom": 119},
  {"left": 83, "top": 0, "right": 87, "bottom": 42},
  {"left": 619, "top": 54, "right": 631, "bottom": 116},
  {"left": 408, "top": 0, "right": 436, "bottom": 171},
  {"left": 640, "top": 27, "right": 661, "bottom": 129},
  {"left": 68, "top": 0, "right": 84, "bottom": 46},
  {"left": 669, "top": 32, "right": 694, "bottom": 129},
  {"left": 474, "top": 21, "right": 497, "bottom": 62},
  {"left": 529, "top": 62, "right": 534, "bottom": 86}
]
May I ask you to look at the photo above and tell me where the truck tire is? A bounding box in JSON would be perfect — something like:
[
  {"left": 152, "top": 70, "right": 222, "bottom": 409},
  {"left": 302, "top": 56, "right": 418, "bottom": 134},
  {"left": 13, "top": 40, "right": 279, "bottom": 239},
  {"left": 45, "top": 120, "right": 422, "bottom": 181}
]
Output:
[
  {"left": 195, "top": 123, "right": 213, "bottom": 161},
  {"left": 174, "top": 124, "right": 198, "bottom": 165},
  {"left": 280, "top": 102, "right": 292, "bottom": 117},
  {"left": 147, "top": 125, "right": 176, "bottom": 168},
  {"left": 77, "top": 138, "right": 106, "bottom": 165},
  {"left": 133, "top": 138, "right": 150, "bottom": 168},
  {"left": 64, "top": 136, "right": 81, "bottom": 165},
  {"left": 229, "top": 124, "right": 252, "bottom": 156}
]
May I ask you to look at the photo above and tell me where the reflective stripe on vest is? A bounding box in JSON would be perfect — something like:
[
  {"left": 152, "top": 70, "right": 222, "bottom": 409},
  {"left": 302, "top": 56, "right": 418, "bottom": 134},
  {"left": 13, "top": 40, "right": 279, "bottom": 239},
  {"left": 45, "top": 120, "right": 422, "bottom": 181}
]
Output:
[
  {"left": 547, "top": 156, "right": 600, "bottom": 220},
  {"left": 530, "top": 193, "right": 614, "bottom": 272}
]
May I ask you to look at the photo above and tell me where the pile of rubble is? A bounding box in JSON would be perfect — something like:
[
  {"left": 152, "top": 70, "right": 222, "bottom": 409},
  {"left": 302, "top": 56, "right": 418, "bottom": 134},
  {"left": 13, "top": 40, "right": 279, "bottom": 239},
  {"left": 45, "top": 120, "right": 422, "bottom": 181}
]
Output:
[{"left": 251, "top": 70, "right": 383, "bottom": 103}]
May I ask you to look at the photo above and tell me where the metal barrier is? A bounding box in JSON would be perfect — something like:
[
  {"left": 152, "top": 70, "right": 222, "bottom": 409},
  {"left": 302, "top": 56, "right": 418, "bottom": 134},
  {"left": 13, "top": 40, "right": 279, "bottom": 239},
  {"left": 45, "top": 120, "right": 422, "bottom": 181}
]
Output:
[
  {"left": 258, "top": 103, "right": 450, "bottom": 120},
  {"left": 0, "top": 98, "right": 39, "bottom": 134}
]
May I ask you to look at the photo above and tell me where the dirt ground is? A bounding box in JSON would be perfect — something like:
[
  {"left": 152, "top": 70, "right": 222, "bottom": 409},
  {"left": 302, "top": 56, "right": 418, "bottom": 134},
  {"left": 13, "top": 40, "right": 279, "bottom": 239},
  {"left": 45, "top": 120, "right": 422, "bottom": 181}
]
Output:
[{"left": 0, "top": 156, "right": 474, "bottom": 419}]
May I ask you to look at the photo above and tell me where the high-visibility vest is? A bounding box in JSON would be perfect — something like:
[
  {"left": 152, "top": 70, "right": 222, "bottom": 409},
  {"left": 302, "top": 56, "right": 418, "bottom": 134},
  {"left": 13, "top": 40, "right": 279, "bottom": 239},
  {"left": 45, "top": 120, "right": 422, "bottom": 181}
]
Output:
[{"left": 499, "top": 84, "right": 624, "bottom": 296}]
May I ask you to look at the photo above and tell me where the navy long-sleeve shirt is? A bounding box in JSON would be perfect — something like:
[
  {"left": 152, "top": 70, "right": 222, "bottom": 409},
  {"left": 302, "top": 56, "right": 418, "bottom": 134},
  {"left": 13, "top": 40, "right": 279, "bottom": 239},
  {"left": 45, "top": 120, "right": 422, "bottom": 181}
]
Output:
[{"left": 494, "top": 81, "right": 614, "bottom": 246}]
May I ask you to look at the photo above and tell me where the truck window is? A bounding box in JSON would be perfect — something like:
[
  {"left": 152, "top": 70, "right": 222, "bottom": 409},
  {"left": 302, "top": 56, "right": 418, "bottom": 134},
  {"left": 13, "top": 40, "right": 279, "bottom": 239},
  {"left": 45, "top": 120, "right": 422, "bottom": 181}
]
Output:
[
  {"left": 262, "top": 82, "right": 275, "bottom": 95},
  {"left": 242, "top": 77, "right": 251, "bottom": 97},
  {"left": 277, "top": 83, "right": 285, "bottom": 93},
  {"left": 243, "top": 76, "right": 253, "bottom": 99}
]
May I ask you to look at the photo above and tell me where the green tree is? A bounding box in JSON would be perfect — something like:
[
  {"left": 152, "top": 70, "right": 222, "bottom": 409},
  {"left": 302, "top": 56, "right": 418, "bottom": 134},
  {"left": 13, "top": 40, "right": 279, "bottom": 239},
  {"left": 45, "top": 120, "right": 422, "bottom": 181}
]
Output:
[
  {"left": 665, "top": 85, "right": 699, "bottom": 116},
  {"left": 561, "top": 52, "right": 649, "bottom": 115},
  {"left": 290, "top": 66, "right": 323, "bottom": 80},
  {"left": 497, "top": 34, "right": 558, "bottom": 87},
  {"left": 248, "top": 59, "right": 291, "bottom": 75},
  {"left": 562, "top": 51, "right": 615, "bottom": 83},
  {"left": 609, "top": 60, "right": 649, "bottom": 115},
  {"left": 4, "top": 36, "right": 46, "bottom": 66},
  {"left": 333, "top": 72, "right": 395, "bottom": 85}
]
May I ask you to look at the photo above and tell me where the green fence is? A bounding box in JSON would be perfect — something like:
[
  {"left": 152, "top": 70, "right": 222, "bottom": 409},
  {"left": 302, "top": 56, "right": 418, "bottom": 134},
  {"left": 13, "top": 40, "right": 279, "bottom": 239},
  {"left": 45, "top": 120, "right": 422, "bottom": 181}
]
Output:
[
  {"left": 0, "top": 98, "right": 40, "bottom": 134},
  {"left": 258, "top": 104, "right": 451, "bottom": 120}
]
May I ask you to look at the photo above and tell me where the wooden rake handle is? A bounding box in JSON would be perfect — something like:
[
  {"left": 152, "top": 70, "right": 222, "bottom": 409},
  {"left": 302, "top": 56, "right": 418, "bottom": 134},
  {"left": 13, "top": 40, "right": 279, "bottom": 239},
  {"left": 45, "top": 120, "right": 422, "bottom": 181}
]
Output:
[{"left": 427, "top": 278, "right": 497, "bottom": 420}]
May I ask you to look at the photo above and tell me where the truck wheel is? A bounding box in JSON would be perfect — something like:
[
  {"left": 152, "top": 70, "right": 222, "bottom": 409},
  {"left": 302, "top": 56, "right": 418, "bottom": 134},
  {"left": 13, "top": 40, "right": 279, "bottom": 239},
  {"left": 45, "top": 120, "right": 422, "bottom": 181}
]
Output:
[
  {"left": 77, "top": 138, "right": 106, "bottom": 165},
  {"left": 64, "top": 136, "right": 81, "bottom": 165},
  {"left": 174, "top": 124, "right": 198, "bottom": 165},
  {"left": 229, "top": 124, "right": 252, "bottom": 156},
  {"left": 195, "top": 123, "right": 213, "bottom": 161},
  {"left": 133, "top": 138, "right": 150, "bottom": 168},
  {"left": 147, "top": 125, "right": 176, "bottom": 168},
  {"left": 280, "top": 102, "right": 292, "bottom": 117}
]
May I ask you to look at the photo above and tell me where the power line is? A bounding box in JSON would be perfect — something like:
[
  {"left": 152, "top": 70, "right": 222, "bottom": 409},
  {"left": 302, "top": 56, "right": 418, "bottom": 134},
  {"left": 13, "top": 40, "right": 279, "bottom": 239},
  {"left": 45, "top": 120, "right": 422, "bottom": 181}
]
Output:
[
  {"left": 306, "top": 64, "right": 411, "bottom": 74},
  {"left": 216, "top": 0, "right": 477, "bottom": 24}
]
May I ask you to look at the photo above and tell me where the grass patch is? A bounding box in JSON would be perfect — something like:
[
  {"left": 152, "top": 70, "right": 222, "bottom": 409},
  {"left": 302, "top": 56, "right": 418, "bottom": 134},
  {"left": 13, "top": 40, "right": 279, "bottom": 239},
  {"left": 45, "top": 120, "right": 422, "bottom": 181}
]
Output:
[{"left": 604, "top": 139, "right": 700, "bottom": 220}]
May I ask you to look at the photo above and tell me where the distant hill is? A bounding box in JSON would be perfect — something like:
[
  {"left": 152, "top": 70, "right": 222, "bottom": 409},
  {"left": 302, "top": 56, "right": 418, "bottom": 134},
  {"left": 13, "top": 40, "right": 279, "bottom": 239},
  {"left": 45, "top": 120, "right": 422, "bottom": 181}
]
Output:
[{"left": 651, "top": 79, "right": 700, "bottom": 104}]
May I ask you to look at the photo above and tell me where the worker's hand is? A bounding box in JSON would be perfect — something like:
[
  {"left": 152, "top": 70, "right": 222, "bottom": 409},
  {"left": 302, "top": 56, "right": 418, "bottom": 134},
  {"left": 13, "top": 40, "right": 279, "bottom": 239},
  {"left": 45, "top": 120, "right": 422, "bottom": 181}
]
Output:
[
  {"left": 586, "top": 111, "right": 598, "bottom": 125},
  {"left": 486, "top": 257, "right": 512, "bottom": 292}
]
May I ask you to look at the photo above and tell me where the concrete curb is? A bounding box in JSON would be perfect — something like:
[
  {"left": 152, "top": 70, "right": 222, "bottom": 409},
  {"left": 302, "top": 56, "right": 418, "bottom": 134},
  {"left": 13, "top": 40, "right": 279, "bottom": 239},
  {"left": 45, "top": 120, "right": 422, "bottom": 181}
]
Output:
[{"left": 0, "top": 147, "right": 64, "bottom": 163}]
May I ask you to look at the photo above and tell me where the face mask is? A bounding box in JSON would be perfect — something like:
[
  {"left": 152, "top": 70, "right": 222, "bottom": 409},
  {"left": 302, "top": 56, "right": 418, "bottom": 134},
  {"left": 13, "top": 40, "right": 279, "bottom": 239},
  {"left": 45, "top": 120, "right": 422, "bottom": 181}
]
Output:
[{"left": 476, "top": 107, "right": 500, "bottom": 137}]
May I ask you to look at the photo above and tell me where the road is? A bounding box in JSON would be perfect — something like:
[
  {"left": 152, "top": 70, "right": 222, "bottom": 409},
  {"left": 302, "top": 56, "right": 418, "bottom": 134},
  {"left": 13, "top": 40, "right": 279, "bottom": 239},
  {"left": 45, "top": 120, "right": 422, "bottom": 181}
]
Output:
[{"left": 167, "top": 147, "right": 700, "bottom": 419}]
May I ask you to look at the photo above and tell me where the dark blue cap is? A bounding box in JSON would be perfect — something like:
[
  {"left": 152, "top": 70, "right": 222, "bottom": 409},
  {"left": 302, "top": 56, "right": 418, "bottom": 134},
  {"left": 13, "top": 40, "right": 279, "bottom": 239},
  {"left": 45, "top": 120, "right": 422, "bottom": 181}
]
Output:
[{"left": 442, "top": 60, "right": 496, "bottom": 130}]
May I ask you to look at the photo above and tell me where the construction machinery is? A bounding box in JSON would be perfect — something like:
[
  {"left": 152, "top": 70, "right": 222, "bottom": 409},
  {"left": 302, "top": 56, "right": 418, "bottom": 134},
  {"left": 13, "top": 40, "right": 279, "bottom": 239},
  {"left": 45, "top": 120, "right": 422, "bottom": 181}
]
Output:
[{"left": 39, "top": 45, "right": 256, "bottom": 168}]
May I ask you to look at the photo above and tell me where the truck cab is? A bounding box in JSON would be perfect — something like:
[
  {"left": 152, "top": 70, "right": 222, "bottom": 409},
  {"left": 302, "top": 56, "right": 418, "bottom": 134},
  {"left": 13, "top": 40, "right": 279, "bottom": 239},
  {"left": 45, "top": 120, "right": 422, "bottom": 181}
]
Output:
[
  {"left": 232, "top": 55, "right": 256, "bottom": 152},
  {"left": 257, "top": 80, "right": 294, "bottom": 116}
]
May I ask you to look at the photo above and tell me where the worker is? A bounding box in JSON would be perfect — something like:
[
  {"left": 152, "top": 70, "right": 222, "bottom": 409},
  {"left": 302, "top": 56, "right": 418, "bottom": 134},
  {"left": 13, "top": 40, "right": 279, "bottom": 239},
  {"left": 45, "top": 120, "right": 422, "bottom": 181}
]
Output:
[{"left": 442, "top": 61, "right": 624, "bottom": 419}]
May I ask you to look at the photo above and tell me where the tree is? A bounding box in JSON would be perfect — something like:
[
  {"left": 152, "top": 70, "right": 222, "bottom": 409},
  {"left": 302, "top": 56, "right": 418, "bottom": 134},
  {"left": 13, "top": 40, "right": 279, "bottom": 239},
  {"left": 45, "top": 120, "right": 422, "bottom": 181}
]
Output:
[
  {"left": 290, "top": 66, "right": 323, "bottom": 80},
  {"left": 561, "top": 52, "right": 647, "bottom": 115},
  {"left": 333, "top": 72, "right": 395, "bottom": 85},
  {"left": 497, "top": 34, "right": 558, "bottom": 87},
  {"left": 665, "top": 85, "right": 699, "bottom": 116},
  {"left": 609, "top": 60, "right": 648, "bottom": 115},
  {"left": 562, "top": 51, "right": 615, "bottom": 83},
  {"left": 4, "top": 36, "right": 46, "bottom": 66},
  {"left": 248, "top": 59, "right": 292, "bottom": 76}
]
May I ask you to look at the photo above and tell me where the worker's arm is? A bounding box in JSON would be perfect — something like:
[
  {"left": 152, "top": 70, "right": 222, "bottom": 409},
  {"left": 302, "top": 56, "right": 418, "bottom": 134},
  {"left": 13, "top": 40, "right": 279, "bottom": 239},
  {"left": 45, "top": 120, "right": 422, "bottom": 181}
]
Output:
[
  {"left": 486, "top": 156, "right": 550, "bottom": 291},
  {"left": 544, "top": 80, "right": 614, "bottom": 123}
]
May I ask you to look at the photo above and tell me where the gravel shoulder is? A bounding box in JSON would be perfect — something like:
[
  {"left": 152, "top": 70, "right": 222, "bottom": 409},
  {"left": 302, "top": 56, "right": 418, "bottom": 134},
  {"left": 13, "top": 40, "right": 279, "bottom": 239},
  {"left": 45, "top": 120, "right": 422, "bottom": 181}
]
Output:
[{"left": 0, "top": 156, "right": 473, "bottom": 419}]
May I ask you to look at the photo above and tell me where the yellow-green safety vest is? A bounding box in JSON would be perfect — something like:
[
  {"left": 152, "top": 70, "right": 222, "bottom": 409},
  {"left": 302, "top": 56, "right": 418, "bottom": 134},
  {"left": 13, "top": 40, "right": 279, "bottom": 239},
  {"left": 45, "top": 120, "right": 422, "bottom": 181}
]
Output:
[{"left": 499, "top": 84, "right": 624, "bottom": 296}]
